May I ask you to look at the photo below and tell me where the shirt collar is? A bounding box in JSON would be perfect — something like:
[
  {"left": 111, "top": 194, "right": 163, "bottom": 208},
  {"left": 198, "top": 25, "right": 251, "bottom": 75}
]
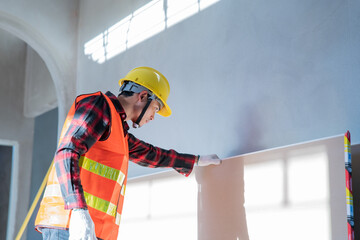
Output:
[{"left": 105, "top": 91, "right": 130, "bottom": 133}]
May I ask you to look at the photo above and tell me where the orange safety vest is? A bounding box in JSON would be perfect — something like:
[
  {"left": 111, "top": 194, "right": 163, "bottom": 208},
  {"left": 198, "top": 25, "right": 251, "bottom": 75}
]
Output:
[{"left": 35, "top": 92, "right": 129, "bottom": 240}]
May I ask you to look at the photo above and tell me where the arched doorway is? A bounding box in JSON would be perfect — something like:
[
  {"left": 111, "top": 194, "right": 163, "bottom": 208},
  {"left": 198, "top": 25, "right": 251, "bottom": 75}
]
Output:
[{"left": 0, "top": 14, "right": 70, "bottom": 240}]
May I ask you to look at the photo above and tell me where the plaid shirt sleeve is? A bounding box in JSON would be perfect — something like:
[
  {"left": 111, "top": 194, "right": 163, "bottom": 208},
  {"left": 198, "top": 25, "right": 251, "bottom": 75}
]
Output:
[
  {"left": 128, "top": 133, "right": 196, "bottom": 177},
  {"left": 54, "top": 91, "right": 196, "bottom": 209},
  {"left": 54, "top": 94, "right": 110, "bottom": 210}
]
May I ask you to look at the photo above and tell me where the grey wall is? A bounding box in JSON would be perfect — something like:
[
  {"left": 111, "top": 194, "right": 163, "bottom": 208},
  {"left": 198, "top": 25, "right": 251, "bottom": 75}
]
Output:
[
  {"left": 77, "top": 0, "right": 360, "bottom": 177},
  {"left": 26, "top": 108, "right": 58, "bottom": 240}
]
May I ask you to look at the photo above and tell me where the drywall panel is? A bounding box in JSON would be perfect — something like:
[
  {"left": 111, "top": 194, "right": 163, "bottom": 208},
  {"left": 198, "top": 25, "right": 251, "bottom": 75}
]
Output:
[
  {"left": 196, "top": 134, "right": 346, "bottom": 240},
  {"left": 120, "top": 135, "right": 348, "bottom": 240}
]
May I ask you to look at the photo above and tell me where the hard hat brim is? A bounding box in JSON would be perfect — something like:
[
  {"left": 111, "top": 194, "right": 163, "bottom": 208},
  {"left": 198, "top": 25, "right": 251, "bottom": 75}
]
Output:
[{"left": 157, "top": 102, "right": 171, "bottom": 117}]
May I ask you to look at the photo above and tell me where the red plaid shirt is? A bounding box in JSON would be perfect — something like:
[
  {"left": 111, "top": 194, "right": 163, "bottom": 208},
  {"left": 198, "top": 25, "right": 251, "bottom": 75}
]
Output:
[{"left": 54, "top": 91, "right": 196, "bottom": 209}]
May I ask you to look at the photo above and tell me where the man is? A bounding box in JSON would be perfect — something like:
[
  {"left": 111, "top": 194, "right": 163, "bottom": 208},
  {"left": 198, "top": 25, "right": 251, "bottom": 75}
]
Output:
[{"left": 35, "top": 66, "right": 221, "bottom": 240}]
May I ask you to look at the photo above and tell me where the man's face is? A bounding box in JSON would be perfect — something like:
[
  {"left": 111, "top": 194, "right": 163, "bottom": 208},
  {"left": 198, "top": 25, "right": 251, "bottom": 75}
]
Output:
[
  {"left": 135, "top": 93, "right": 161, "bottom": 127},
  {"left": 142, "top": 100, "right": 160, "bottom": 126}
]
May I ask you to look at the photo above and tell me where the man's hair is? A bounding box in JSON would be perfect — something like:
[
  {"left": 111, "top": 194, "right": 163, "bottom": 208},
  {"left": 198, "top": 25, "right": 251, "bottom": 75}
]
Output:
[{"left": 118, "top": 91, "right": 135, "bottom": 97}]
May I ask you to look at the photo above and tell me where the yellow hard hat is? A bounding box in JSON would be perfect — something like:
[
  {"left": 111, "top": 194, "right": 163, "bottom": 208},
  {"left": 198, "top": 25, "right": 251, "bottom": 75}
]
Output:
[{"left": 119, "top": 66, "right": 172, "bottom": 117}]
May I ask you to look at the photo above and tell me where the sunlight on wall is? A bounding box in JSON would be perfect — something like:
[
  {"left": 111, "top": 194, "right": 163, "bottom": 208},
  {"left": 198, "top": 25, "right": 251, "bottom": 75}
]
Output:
[{"left": 84, "top": 0, "right": 220, "bottom": 64}]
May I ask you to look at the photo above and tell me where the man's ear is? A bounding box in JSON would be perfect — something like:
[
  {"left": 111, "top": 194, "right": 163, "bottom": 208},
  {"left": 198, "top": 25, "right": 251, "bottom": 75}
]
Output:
[{"left": 138, "top": 90, "right": 148, "bottom": 102}]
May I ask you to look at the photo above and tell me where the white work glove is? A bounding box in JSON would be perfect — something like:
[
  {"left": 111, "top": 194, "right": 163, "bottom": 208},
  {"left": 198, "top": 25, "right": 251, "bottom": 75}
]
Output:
[
  {"left": 197, "top": 154, "right": 222, "bottom": 166},
  {"left": 69, "top": 208, "right": 97, "bottom": 240}
]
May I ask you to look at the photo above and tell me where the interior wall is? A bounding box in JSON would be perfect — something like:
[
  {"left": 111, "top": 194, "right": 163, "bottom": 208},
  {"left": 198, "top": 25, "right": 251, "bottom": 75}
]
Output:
[
  {"left": 24, "top": 46, "right": 57, "bottom": 118},
  {"left": 0, "top": 0, "right": 79, "bottom": 127},
  {"left": 0, "top": 1, "right": 79, "bottom": 237},
  {"left": 77, "top": 0, "right": 360, "bottom": 177},
  {"left": 0, "top": 28, "right": 35, "bottom": 240},
  {"left": 26, "top": 108, "right": 58, "bottom": 240}
]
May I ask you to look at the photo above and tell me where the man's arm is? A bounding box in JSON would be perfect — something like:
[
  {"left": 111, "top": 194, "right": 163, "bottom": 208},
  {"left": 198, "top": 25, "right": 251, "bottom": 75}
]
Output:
[
  {"left": 127, "top": 133, "right": 197, "bottom": 177},
  {"left": 54, "top": 94, "right": 110, "bottom": 209}
]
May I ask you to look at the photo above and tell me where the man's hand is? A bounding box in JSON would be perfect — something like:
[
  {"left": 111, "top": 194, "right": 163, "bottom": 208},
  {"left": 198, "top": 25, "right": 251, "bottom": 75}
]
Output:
[
  {"left": 197, "top": 154, "right": 222, "bottom": 166},
  {"left": 69, "top": 209, "right": 97, "bottom": 240}
]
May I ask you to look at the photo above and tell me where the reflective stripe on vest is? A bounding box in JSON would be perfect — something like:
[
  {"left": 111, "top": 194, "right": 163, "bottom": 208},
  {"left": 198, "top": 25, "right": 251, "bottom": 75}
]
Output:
[
  {"left": 79, "top": 156, "right": 126, "bottom": 187},
  {"left": 79, "top": 155, "right": 126, "bottom": 225}
]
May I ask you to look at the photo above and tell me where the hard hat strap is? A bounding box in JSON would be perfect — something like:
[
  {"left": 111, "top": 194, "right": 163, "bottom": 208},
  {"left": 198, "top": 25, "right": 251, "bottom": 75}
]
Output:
[{"left": 133, "top": 96, "right": 154, "bottom": 128}]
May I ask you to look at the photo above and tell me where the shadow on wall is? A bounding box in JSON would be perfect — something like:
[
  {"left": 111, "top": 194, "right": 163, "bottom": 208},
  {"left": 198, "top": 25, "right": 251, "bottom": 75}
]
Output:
[
  {"left": 192, "top": 105, "right": 262, "bottom": 240},
  {"left": 228, "top": 105, "right": 265, "bottom": 157}
]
